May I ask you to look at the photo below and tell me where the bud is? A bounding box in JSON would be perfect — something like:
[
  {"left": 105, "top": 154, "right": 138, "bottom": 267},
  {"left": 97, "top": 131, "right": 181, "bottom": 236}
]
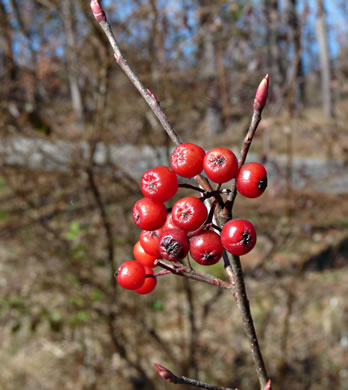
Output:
[
  {"left": 254, "top": 74, "right": 269, "bottom": 112},
  {"left": 90, "top": 0, "right": 106, "bottom": 22},
  {"left": 146, "top": 88, "right": 160, "bottom": 106},
  {"left": 264, "top": 379, "right": 272, "bottom": 390},
  {"left": 153, "top": 363, "right": 177, "bottom": 383}
]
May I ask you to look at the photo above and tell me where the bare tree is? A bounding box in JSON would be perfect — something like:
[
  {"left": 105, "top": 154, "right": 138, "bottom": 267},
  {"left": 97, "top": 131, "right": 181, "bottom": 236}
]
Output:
[{"left": 316, "top": 0, "right": 334, "bottom": 119}]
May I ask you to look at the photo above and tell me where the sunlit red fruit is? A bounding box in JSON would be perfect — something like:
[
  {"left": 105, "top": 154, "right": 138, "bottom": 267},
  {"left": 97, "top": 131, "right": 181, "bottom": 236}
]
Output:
[
  {"left": 133, "top": 241, "right": 157, "bottom": 268},
  {"left": 159, "top": 228, "right": 190, "bottom": 262},
  {"left": 141, "top": 166, "right": 178, "bottom": 202},
  {"left": 132, "top": 197, "right": 167, "bottom": 231},
  {"left": 189, "top": 230, "right": 224, "bottom": 266},
  {"left": 172, "top": 196, "right": 208, "bottom": 231},
  {"left": 116, "top": 260, "right": 146, "bottom": 290},
  {"left": 236, "top": 162, "right": 268, "bottom": 198},
  {"left": 221, "top": 219, "right": 257, "bottom": 256},
  {"left": 170, "top": 143, "right": 206, "bottom": 178},
  {"left": 120, "top": 141, "right": 265, "bottom": 293},
  {"left": 135, "top": 267, "right": 157, "bottom": 294},
  {"left": 162, "top": 212, "right": 178, "bottom": 231},
  {"left": 139, "top": 229, "right": 162, "bottom": 258},
  {"left": 203, "top": 147, "right": 238, "bottom": 183}
]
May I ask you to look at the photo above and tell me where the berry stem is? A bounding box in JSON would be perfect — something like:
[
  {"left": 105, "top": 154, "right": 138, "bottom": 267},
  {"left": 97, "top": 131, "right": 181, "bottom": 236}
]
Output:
[
  {"left": 179, "top": 183, "right": 206, "bottom": 193},
  {"left": 152, "top": 269, "right": 171, "bottom": 277},
  {"left": 157, "top": 260, "right": 232, "bottom": 289}
]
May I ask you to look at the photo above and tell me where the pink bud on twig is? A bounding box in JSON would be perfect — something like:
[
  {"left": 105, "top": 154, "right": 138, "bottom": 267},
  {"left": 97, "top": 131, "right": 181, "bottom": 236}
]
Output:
[
  {"left": 146, "top": 88, "right": 160, "bottom": 106},
  {"left": 90, "top": 0, "right": 106, "bottom": 22},
  {"left": 254, "top": 74, "right": 269, "bottom": 112},
  {"left": 264, "top": 379, "right": 272, "bottom": 390},
  {"left": 153, "top": 363, "right": 178, "bottom": 383}
]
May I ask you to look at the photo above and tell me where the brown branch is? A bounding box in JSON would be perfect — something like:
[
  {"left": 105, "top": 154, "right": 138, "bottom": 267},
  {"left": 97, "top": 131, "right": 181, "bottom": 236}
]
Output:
[
  {"left": 90, "top": 2, "right": 270, "bottom": 389},
  {"left": 220, "top": 74, "right": 269, "bottom": 223},
  {"left": 87, "top": 167, "right": 116, "bottom": 285},
  {"left": 154, "top": 363, "right": 237, "bottom": 390},
  {"left": 157, "top": 260, "right": 232, "bottom": 290},
  {"left": 223, "top": 252, "right": 268, "bottom": 388}
]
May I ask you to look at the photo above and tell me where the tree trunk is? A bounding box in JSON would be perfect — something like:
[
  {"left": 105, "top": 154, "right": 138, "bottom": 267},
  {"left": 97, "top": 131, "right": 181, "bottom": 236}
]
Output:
[
  {"left": 264, "top": 0, "right": 285, "bottom": 108},
  {"left": 61, "top": 0, "right": 85, "bottom": 125},
  {"left": 0, "top": 0, "right": 17, "bottom": 95},
  {"left": 286, "top": 0, "right": 305, "bottom": 106},
  {"left": 315, "top": 0, "right": 334, "bottom": 119},
  {"left": 197, "top": 0, "right": 222, "bottom": 139}
]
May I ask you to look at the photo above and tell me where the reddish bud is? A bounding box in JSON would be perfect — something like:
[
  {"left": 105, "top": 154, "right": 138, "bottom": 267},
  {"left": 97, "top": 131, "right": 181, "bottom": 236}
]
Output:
[
  {"left": 264, "top": 379, "right": 272, "bottom": 390},
  {"left": 146, "top": 88, "right": 160, "bottom": 105},
  {"left": 254, "top": 74, "right": 269, "bottom": 112},
  {"left": 90, "top": 0, "right": 106, "bottom": 22},
  {"left": 153, "top": 363, "right": 178, "bottom": 383}
]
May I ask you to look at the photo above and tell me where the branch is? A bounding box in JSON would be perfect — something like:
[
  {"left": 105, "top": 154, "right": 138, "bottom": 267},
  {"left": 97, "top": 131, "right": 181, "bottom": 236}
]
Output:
[
  {"left": 154, "top": 363, "right": 237, "bottom": 390},
  {"left": 223, "top": 253, "right": 268, "bottom": 388},
  {"left": 90, "top": 0, "right": 181, "bottom": 146},
  {"left": 90, "top": 3, "right": 270, "bottom": 389},
  {"left": 221, "top": 74, "right": 269, "bottom": 222},
  {"left": 90, "top": 0, "right": 216, "bottom": 198},
  {"left": 157, "top": 260, "right": 232, "bottom": 290}
]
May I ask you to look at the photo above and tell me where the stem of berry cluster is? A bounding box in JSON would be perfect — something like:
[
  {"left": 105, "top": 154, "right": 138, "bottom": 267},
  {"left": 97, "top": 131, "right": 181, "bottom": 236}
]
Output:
[
  {"left": 157, "top": 260, "right": 232, "bottom": 290},
  {"left": 90, "top": 2, "right": 270, "bottom": 389}
]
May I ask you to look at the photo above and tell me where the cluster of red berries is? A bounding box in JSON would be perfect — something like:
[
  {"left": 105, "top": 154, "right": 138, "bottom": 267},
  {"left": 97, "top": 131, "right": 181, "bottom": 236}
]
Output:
[{"left": 116, "top": 143, "right": 268, "bottom": 294}]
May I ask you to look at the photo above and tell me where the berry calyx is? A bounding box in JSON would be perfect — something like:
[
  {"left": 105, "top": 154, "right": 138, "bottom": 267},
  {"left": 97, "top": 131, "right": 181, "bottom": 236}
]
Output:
[
  {"left": 135, "top": 267, "right": 157, "bottom": 294},
  {"left": 189, "top": 230, "right": 224, "bottom": 266},
  {"left": 132, "top": 197, "right": 167, "bottom": 231},
  {"left": 140, "top": 229, "right": 162, "bottom": 258},
  {"left": 159, "top": 229, "right": 190, "bottom": 262},
  {"left": 141, "top": 166, "right": 178, "bottom": 202},
  {"left": 221, "top": 219, "right": 257, "bottom": 256},
  {"left": 172, "top": 196, "right": 208, "bottom": 232},
  {"left": 236, "top": 162, "right": 268, "bottom": 198},
  {"left": 133, "top": 241, "right": 158, "bottom": 268},
  {"left": 203, "top": 147, "right": 238, "bottom": 183},
  {"left": 116, "top": 260, "right": 146, "bottom": 290},
  {"left": 170, "top": 143, "right": 206, "bottom": 178}
]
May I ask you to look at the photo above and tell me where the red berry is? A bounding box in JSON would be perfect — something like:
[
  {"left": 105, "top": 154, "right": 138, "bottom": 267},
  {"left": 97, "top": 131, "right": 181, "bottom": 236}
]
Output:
[
  {"left": 170, "top": 143, "right": 206, "bottom": 178},
  {"left": 132, "top": 197, "right": 167, "bottom": 231},
  {"left": 133, "top": 241, "right": 158, "bottom": 268},
  {"left": 140, "top": 229, "right": 162, "bottom": 258},
  {"left": 116, "top": 260, "right": 146, "bottom": 290},
  {"left": 203, "top": 147, "right": 238, "bottom": 183},
  {"left": 135, "top": 267, "right": 157, "bottom": 295},
  {"left": 236, "top": 162, "right": 267, "bottom": 198},
  {"left": 141, "top": 166, "right": 178, "bottom": 202},
  {"left": 159, "top": 229, "right": 190, "bottom": 262},
  {"left": 221, "top": 219, "right": 257, "bottom": 256},
  {"left": 189, "top": 230, "right": 224, "bottom": 266},
  {"left": 162, "top": 212, "right": 178, "bottom": 231},
  {"left": 172, "top": 196, "right": 208, "bottom": 231}
]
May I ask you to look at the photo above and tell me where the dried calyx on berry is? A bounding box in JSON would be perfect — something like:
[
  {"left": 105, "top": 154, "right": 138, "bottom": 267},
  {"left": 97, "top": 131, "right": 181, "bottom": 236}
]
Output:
[{"left": 159, "top": 229, "right": 190, "bottom": 262}]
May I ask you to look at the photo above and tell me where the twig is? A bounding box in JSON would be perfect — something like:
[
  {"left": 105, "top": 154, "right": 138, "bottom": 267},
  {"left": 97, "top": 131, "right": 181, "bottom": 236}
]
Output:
[
  {"left": 221, "top": 75, "right": 269, "bottom": 222},
  {"left": 154, "top": 363, "right": 237, "bottom": 390},
  {"left": 86, "top": 167, "right": 116, "bottom": 288},
  {"left": 90, "top": 2, "right": 269, "bottom": 388},
  {"left": 223, "top": 252, "right": 268, "bottom": 388},
  {"left": 157, "top": 260, "right": 232, "bottom": 290},
  {"left": 183, "top": 277, "right": 198, "bottom": 377},
  {"left": 179, "top": 183, "right": 207, "bottom": 193},
  {"left": 90, "top": 0, "right": 181, "bottom": 146}
]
